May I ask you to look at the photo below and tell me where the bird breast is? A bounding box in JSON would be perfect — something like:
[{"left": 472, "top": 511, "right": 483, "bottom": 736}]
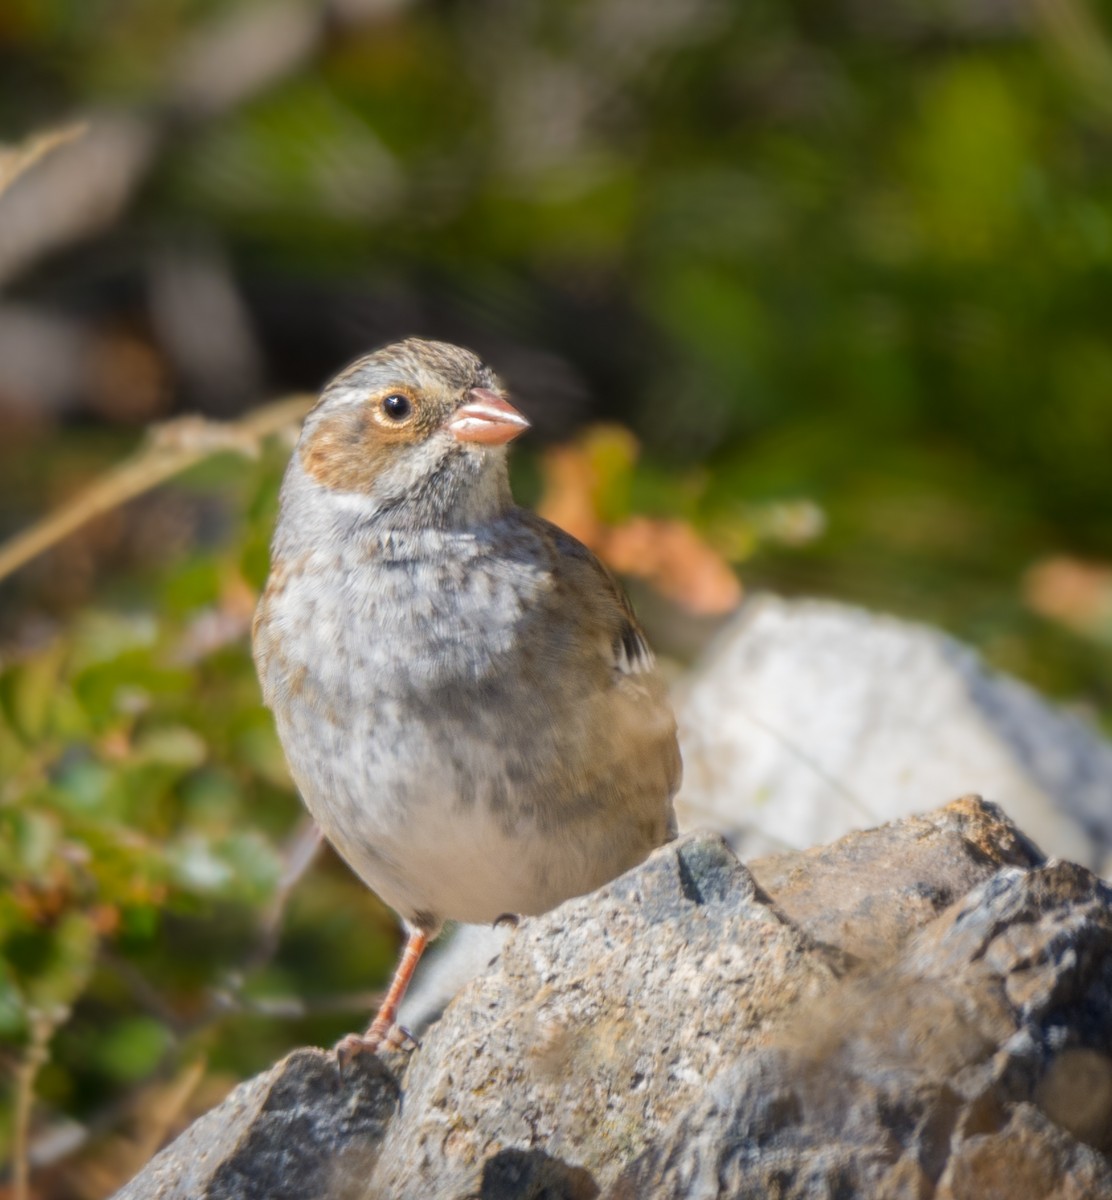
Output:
[{"left": 253, "top": 513, "right": 675, "bottom": 926}]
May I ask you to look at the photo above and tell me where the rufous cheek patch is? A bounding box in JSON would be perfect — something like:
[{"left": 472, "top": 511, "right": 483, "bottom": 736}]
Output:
[{"left": 300, "top": 405, "right": 422, "bottom": 493}]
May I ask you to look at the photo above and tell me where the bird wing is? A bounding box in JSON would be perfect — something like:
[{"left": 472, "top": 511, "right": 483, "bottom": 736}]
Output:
[
  {"left": 511, "top": 510, "right": 684, "bottom": 827},
  {"left": 521, "top": 513, "right": 657, "bottom": 679}
]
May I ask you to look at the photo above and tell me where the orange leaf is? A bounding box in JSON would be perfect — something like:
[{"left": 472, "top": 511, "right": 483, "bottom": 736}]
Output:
[{"left": 603, "top": 516, "right": 742, "bottom": 616}]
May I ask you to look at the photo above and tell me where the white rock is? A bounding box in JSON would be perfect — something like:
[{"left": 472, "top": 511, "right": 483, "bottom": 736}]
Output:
[{"left": 675, "top": 595, "right": 1112, "bottom": 871}]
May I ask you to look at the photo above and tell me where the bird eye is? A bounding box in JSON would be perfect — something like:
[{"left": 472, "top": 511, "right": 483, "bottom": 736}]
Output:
[{"left": 381, "top": 394, "right": 412, "bottom": 421}]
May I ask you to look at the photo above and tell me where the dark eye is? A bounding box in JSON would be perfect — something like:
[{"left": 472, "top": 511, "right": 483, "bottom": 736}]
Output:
[{"left": 381, "top": 394, "right": 411, "bottom": 420}]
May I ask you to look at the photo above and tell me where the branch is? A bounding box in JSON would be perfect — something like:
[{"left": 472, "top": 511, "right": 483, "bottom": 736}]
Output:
[
  {"left": 0, "top": 395, "right": 311, "bottom": 585},
  {"left": 0, "top": 123, "right": 87, "bottom": 198},
  {"left": 11, "top": 1011, "right": 58, "bottom": 1200}
]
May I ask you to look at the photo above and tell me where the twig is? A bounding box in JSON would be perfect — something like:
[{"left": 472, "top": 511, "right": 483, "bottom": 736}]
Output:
[
  {"left": 1035, "top": 0, "right": 1112, "bottom": 124},
  {"left": 103, "top": 820, "right": 330, "bottom": 1035},
  {"left": 100, "top": 952, "right": 189, "bottom": 1034},
  {"left": 129, "top": 1058, "right": 208, "bottom": 1174},
  {"left": 22, "top": 1056, "right": 207, "bottom": 1185},
  {"left": 12, "top": 1010, "right": 58, "bottom": 1200},
  {"left": 252, "top": 818, "right": 324, "bottom": 970},
  {"left": 0, "top": 123, "right": 87, "bottom": 197},
  {"left": 211, "top": 817, "right": 324, "bottom": 1007},
  {"left": 0, "top": 394, "right": 311, "bottom": 585},
  {"left": 201, "top": 987, "right": 385, "bottom": 1021},
  {"left": 735, "top": 702, "right": 881, "bottom": 827}
]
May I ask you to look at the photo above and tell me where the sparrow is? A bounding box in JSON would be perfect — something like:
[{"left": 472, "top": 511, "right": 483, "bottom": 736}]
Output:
[{"left": 252, "top": 338, "right": 681, "bottom": 1064}]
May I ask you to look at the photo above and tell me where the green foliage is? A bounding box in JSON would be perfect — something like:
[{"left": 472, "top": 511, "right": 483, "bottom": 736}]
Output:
[{"left": 0, "top": 447, "right": 397, "bottom": 1170}]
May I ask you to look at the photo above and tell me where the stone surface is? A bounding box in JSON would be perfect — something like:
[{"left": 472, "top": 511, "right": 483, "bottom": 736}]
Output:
[
  {"left": 675, "top": 595, "right": 1112, "bottom": 871},
  {"left": 747, "top": 792, "right": 1043, "bottom": 963},
  {"left": 114, "top": 796, "right": 1112, "bottom": 1200},
  {"left": 610, "top": 858, "right": 1112, "bottom": 1199},
  {"left": 112, "top": 1049, "right": 399, "bottom": 1200},
  {"left": 370, "top": 832, "right": 836, "bottom": 1198}
]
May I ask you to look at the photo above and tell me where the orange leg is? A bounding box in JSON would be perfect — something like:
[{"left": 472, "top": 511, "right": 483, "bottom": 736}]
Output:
[{"left": 335, "top": 927, "right": 430, "bottom": 1070}]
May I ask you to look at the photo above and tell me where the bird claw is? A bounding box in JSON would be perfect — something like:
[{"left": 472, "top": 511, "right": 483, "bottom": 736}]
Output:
[
  {"left": 492, "top": 912, "right": 521, "bottom": 929},
  {"left": 388, "top": 1024, "right": 421, "bottom": 1051},
  {"left": 333, "top": 1023, "right": 419, "bottom": 1082},
  {"left": 333, "top": 1031, "right": 379, "bottom": 1082}
]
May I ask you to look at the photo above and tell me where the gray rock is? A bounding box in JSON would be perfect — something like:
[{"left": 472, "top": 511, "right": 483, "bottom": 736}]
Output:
[
  {"left": 112, "top": 1049, "right": 399, "bottom": 1200},
  {"left": 369, "top": 832, "right": 836, "bottom": 1198},
  {"left": 115, "top": 796, "right": 1112, "bottom": 1200},
  {"left": 676, "top": 596, "right": 1112, "bottom": 871},
  {"left": 610, "top": 857, "right": 1112, "bottom": 1198},
  {"left": 747, "top": 792, "right": 1043, "bottom": 963}
]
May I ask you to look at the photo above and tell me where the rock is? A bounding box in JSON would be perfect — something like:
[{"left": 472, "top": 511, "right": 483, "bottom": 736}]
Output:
[
  {"left": 369, "top": 832, "right": 837, "bottom": 1198},
  {"left": 609, "top": 857, "right": 1112, "bottom": 1198},
  {"left": 116, "top": 796, "right": 1112, "bottom": 1199},
  {"left": 746, "top": 793, "right": 1043, "bottom": 963},
  {"left": 675, "top": 596, "right": 1112, "bottom": 871},
  {"left": 112, "top": 1049, "right": 399, "bottom": 1200}
]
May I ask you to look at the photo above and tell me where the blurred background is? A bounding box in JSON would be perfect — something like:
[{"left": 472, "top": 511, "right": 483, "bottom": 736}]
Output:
[{"left": 1, "top": 0, "right": 1111, "bottom": 1195}]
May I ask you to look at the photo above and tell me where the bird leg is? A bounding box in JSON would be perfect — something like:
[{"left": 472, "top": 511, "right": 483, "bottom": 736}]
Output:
[{"left": 334, "top": 926, "right": 429, "bottom": 1073}]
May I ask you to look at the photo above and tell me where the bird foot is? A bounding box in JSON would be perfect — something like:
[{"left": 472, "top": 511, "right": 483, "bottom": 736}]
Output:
[
  {"left": 334, "top": 1023, "right": 420, "bottom": 1079},
  {"left": 493, "top": 912, "right": 521, "bottom": 929}
]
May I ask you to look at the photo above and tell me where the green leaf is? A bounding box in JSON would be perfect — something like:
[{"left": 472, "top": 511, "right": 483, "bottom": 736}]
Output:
[
  {"left": 23, "top": 911, "right": 98, "bottom": 1018},
  {"left": 0, "top": 962, "right": 27, "bottom": 1037},
  {"left": 71, "top": 611, "right": 158, "bottom": 670},
  {"left": 73, "top": 653, "right": 192, "bottom": 731},
  {"left": 132, "top": 726, "right": 208, "bottom": 769},
  {"left": 91, "top": 1016, "right": 171, "bottom": 1082},
  {"left": 0, "top": 642, "right": 67, "bottom": 742},
  {"left": 217, "top": 831, "right": 282, "bottom": 903},
  {"left": 168, "top": 834, "right": 234, "bottom": 895},
  {"left": 54, "top": 760, "right": 113, "bottom": 814},
  {"left": 907, "top": 60, "right": 1031, "bottom": 260},
  {"left": 10, "top": 809, "right": 59, "bottom": 873}
]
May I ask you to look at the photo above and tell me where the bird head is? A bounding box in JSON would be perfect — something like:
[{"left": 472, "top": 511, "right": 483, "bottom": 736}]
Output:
[{"left": 296, "top": 338, "right": 530, "bottom": 525}]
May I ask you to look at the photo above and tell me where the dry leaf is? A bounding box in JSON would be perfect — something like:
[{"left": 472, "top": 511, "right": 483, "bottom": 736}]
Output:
[
  {"left": 604, "top": 516, "right": 743, "bottom": 616},
  {"left": 536, "top": 442, "right": 604, "bottom": 546},
  {"left": 1023, "top": 555, "right": 1112, "bottom": 636},
  {"left": 538, "top": 426, "right": 742, "bottom": 616}
]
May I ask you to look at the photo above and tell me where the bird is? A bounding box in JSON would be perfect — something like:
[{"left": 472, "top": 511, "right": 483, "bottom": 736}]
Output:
[{"left": 252, "top": 338, "right": 681, "bottom": 1065}]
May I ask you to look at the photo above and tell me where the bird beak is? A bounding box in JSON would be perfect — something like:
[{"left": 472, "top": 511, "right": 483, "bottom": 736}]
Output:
[{"left": 447, "top": 388, "right": 531, "bottom": 446}]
